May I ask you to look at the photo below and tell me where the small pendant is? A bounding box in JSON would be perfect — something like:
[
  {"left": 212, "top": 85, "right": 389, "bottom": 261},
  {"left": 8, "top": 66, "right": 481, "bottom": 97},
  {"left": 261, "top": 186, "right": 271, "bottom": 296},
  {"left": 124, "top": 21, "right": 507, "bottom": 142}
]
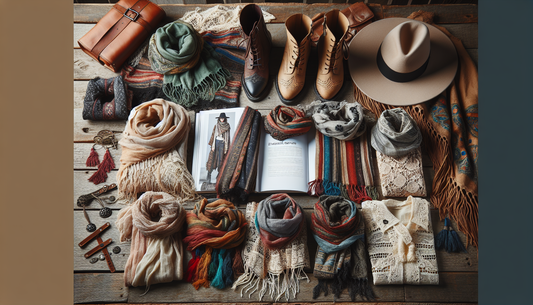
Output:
[
  {"left": 99, "top": 254, "right": 106, "bottom": 261},
  {"left": 89, "top": 257, "right": 98, "bottom": 264},
  {"left": 99, "top": 207, "right": 112, "bottom": 218},
  {"left": 86, "top": 223, "right": 96, "bottom": 232}
]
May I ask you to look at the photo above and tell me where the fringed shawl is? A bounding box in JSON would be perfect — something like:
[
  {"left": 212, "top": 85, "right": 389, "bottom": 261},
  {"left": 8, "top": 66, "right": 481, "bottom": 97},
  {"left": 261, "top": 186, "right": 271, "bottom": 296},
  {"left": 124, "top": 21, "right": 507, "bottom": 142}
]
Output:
[
  {"left": 232, "top": 195, "right": 310, "bottom": 302},
  {"left": 116, "top": 99, "right": 198, "bottom": 202},
  {"left": 183, "top": 198, "right": 247, "bottom": 290},
  {"left": 309, "top": 130, "right": 379, "bottom": 203},
  {"left": 116, "top": 192, "right": 186, "bottom": 290},
  {"left": 216, "top": 107, "right": 261, "bottom": 205},
  {"left": 354, "top": 11, "right": 478, "bottom": 247}
]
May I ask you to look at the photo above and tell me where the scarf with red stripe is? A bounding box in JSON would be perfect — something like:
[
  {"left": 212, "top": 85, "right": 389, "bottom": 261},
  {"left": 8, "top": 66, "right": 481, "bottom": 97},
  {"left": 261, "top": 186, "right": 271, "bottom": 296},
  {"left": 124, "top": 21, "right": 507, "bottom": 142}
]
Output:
[
  {"left": 183, "top": 198, "right": 247, "bottom": 290},
  {"left": 263, "top": 106, "right": 313, "bottom": 141}
]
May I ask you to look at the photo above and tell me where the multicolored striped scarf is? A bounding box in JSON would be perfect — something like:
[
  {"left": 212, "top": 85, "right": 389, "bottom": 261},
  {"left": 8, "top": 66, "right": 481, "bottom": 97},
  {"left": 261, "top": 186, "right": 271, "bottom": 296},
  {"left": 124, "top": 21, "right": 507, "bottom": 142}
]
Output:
[
  {"left": 311, "top": 195, "right": 373, "bottom": 301},
  {"left": 232, "top": 195, "right": 310, "bottom": 301},
  {"left": 308, "top": 130, "right": 379, "bottom": 203},
  {"left": 263, "top": 106, "right": 313, "bottom": 141},
  {"left": 121, "top": 30, "right": 245, "bottom": 111},
  {"left": 216, "top": 107, "right": 261, "bottom": 205},
  {"left": 183, "top": 198, "right": 247, "bottom": 290},
  {"left": 355, "top": 11, "right": 478, "bottom": 248}
]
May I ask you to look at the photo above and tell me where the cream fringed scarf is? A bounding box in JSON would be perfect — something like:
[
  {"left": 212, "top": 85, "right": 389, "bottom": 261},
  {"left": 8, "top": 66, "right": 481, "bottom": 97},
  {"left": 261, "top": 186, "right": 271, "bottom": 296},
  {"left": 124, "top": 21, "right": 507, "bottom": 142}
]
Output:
[
  {"left": 116, "top": 192, "right": 186, "bottom": 290},
  {"left": 232, "top": 199, "right": 310, "bottom": 302},
  {"left": 116, "top": 98, "right": 198, "bottom": 202}
]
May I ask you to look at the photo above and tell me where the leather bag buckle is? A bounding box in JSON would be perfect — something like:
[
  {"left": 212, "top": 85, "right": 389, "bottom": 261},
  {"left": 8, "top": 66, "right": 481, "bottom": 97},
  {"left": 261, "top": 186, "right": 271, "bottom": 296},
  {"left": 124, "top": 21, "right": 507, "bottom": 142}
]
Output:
[{"left": 124, "top": 8, "right": 140, "bottom": 21}]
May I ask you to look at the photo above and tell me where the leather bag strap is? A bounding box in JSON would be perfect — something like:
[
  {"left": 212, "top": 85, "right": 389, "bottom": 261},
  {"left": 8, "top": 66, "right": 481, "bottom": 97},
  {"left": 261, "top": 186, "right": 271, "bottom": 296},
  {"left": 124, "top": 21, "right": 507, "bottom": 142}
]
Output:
[{"left": 91, "top": 0, "right": 151, "bottom": 61}]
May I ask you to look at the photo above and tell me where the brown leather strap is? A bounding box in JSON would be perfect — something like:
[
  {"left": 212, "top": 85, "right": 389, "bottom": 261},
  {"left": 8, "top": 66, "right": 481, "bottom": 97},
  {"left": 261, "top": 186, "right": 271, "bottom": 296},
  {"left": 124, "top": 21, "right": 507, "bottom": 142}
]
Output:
[
  {"left": 78, "top": 222, "right": 110, "bottom": 247},
  {"left": 84, "top": 238, "right": 112, "bottom": 258},
  {"left": 91, "top": 0, "right": 151, "bottom": 60},
  {"left": 101, "top": 243, "right": 116, "bottom": 273}
]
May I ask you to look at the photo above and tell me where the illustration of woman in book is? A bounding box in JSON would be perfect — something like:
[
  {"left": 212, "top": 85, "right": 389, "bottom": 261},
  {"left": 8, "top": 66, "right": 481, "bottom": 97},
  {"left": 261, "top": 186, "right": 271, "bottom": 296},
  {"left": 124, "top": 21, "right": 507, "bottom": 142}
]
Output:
[{"left": 205, "top": 113, "right": 231, "bottom": 183}]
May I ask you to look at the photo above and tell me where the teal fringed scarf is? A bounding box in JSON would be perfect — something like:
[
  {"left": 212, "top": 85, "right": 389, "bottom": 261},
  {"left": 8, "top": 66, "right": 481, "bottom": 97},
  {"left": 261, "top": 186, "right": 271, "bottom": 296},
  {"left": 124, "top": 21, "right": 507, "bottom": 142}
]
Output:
[{"left": 148, "top": 20, "right": 230, "bottom": 108}]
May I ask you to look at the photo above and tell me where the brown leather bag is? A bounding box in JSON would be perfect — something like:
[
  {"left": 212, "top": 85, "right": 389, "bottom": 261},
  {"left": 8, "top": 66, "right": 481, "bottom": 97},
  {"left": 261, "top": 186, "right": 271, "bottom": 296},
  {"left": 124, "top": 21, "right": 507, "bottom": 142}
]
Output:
[
  {"left": 78, "top": 0, "right": 166, "bottom": 72},
  {"left": 310, "top": 2, "right": 374, "bottom": 47}
]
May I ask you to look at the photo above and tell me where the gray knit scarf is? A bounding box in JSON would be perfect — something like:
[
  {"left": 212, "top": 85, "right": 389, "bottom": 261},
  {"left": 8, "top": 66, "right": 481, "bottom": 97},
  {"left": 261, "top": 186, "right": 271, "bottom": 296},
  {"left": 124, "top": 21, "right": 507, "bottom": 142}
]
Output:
[
  {"left": 371, "top": 108, "right": 422, "bottom": 157},
  {"left": 306, "top": 100, "right": 366, "bottom": 141}
]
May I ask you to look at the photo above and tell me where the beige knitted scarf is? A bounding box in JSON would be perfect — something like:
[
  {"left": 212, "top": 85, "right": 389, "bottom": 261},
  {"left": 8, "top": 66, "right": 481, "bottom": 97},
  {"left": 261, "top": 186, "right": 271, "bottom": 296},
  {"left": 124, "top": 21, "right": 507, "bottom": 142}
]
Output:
[
  {"left": 116, "top": 192, "right": 186, "bottom": 291},
  {"left": 116, "top": 98, "right": 197, "bottom": 202}
]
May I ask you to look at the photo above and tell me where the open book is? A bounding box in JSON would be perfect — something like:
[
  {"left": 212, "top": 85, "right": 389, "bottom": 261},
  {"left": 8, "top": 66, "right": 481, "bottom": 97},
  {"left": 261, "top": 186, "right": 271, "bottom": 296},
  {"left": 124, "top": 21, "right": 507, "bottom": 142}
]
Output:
[{"left": 192, "top": 107, "right": 316, "bottom": 193}]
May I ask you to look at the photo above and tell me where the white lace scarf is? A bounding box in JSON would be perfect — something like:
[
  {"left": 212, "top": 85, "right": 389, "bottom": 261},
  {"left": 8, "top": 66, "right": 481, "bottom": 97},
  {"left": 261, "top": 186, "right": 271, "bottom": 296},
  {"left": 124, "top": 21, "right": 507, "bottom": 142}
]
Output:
[
  {"left": 232, "top": 202, "right": 310, "bottom": 302},
  {"left": 180, "top": 5, "right": 276, "bottom": 33}
]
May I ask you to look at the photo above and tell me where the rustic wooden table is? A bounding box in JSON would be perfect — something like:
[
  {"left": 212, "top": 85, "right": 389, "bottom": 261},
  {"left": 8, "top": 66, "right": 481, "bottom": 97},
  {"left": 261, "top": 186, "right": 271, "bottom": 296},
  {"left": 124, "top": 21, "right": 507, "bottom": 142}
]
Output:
[{"left": 73, "top": 3, "right": 478, "bottom": 304}]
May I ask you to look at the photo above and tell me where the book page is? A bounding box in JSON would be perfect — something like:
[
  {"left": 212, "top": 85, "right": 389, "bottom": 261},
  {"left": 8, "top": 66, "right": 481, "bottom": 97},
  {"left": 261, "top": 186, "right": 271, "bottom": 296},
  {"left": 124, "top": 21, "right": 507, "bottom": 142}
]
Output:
[
  {"left": 192, "top": 108, "right": 245, "bottom": 192},
  {"left": 259, "top": 132, "right": 309, "bottom": 193},
  {"left": 307, "top": 127, "right": 316, "bottom": 183}
]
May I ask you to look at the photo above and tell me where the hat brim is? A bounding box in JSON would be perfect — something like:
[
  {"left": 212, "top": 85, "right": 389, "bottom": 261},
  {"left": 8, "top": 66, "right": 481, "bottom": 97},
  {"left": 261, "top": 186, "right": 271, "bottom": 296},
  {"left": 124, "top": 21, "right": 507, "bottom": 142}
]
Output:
[{"left": 348, "top": 18, "right": 458, "bottom": 106}]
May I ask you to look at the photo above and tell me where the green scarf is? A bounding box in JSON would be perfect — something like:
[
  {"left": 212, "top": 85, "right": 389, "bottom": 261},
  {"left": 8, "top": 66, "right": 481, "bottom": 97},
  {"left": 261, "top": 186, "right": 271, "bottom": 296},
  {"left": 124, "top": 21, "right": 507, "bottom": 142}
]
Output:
[{"left": 148, "top": 20, "right": 230, "bottom": 108}]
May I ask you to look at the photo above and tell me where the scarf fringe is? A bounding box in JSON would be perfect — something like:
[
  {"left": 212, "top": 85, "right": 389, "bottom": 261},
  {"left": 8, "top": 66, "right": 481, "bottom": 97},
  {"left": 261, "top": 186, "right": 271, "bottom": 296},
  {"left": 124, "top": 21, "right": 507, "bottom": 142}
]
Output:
[
  {"left": 307, "top": 179, "right": 324, "bottom": 196},
  {"left": 117, "top": 150, "right": 198, "bottom": 203},
  {"left": 232, "top": 266, "right": 309, "bottom": 302},
  {"left": 308, "top": 179, "right": 375, "bottom": 203},
  {"left": 163, "top": 68, "right": 230, "bottom": 109},
  {"left": 355, "top": 84, "right": 478, "bottom": 247}
]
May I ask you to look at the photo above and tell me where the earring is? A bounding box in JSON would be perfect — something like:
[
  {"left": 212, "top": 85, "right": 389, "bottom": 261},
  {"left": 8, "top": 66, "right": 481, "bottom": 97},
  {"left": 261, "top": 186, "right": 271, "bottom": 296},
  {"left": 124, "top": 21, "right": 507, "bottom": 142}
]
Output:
[{"left": 85, "top": 130, "right": 118, "bottom": 185}]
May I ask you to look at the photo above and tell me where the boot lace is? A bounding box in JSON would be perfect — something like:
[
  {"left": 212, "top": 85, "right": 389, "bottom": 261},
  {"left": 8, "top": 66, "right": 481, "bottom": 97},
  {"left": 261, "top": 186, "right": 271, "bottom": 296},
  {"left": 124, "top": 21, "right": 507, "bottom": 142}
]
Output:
[
  {"left": 288, "top": 39, "right": 308, "bottom": 71},
  {"left": 324, "top": 37, "right": 341, "bottom": 73}
]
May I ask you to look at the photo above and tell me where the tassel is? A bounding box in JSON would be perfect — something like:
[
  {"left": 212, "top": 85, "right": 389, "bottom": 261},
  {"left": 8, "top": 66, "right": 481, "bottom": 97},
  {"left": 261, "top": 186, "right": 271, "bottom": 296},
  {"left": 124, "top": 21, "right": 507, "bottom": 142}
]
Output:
[
  {"left": 211, "top": 249, "right": 227, "bottom": 289},
  {"left": 99, "top": 149, "right": 115, "bottom": 172},
  {"left": 222, "top": 249, "right": 234, "bottom": 287},
  {"left": 232, "top": 247, "right": 244, "bottom": 276},
  {"left": 192, "top": 247, "right": 213, "bottom": 289},
  {"left": 85, "top": 147, "right": 100, "bottom": 167},
  {"left": 435, "top": 217, "right": 467, "bottom": 253},
  {"left": 312, "top": 279, "right": 329, "bottom": 299},
  {"left": 186, "top": 248, "right": 204, "bottom": 283},
  {"left": 88, "top": 149, "right": 115, "bottom": 185},
  {"left": 208, "top": 249, "right": 220, "bottom": 280},
  {"left": 88, "top": 167, "right": 108, "bottom": 185}
]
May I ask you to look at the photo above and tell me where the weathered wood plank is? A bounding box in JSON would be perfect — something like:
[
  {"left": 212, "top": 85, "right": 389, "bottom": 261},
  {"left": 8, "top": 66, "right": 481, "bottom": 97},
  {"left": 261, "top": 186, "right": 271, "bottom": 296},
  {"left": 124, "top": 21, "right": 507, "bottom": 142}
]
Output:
[
  {"left": 74, "top": 108, "right": 126, "bottom": 142},
  {"left": 74, "top": 273, "right": 128, "bottom": 304},
  {"left": 383, "top": 4, "right": 477, "bottom": 23},
  {"left": 404, "top": 272, "right": 478, "bottom": 303},
  {"left": 73, "top": 3, "right": 385, "bottom": 23},
  {"left": 74, "top": 171, "right": 120, "bottom": 209},
  {"left": 74, "top": 49, "right": 119, "bottom": 80}
]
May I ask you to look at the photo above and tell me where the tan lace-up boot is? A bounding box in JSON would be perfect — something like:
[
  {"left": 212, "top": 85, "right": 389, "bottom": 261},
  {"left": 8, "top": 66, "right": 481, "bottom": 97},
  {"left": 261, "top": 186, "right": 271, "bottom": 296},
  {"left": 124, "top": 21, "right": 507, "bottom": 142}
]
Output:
[
  {"left": 275, "top": 14, "right": 312, "bottom": 104},
  {"left": 315, "top": 10, "right": 349, "bottom": 101}
]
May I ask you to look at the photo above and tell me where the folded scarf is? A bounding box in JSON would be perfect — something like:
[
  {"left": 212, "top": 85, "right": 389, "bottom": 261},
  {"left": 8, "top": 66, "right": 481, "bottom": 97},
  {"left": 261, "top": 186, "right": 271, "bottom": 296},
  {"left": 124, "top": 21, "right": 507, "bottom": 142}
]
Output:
[
  {"left": 182, "top": 198, "right": 247, "bottom": 290},
  {"left": 216, "top": 107, "right": 261, "bottom": 205},
  {"left": 306, "top": 100, "right": 366, "bottom": 141},
  {"left": 264, "top": 105, "right": 313, "bottom": 141},
  {"left": 309, "top": 129, "right": 378, "bottom": 203},
  {"left": 148, "top": 20, "right": 230, "bottom": 108},
  {"left": 116, "top": 99, "right": 197, "bottom": 202},
  {"left": 255, "top": 193, "right": 304, "bottom": 249},
  {"left": 371, "top": 108, "right": 422, "bottom": 157},
  {"left": 354, "top": 11, "right": 478, "bottom": 247},
  {"left": 311, "top": 195, "right": 373, "bottom": 301},
  {"left": 82, "top": 75, "right": 132, "bottom": 121},
  {"left": 232, "top": 196, "right": 310, "bottom": 302},
  {"left": 116, "top": 192, "right": 186, "bottom": 291}
]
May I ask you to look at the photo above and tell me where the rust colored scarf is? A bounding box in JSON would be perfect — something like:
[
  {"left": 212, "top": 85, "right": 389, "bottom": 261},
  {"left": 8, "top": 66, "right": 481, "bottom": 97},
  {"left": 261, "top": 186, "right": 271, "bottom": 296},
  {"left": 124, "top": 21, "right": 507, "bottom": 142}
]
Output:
[
  {"left": 354, "top": 11, "right": 478, "bottom": 247},
  {"left": 183, "top": 198, "right": 247, "bottom": 290}
]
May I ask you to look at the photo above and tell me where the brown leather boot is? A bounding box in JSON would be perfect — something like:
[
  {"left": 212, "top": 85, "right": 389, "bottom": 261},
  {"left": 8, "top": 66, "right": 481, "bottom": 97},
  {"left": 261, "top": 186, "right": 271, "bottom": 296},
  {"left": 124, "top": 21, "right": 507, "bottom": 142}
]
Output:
[
  {"left": 275, "top": 14, "right": 312, "bottom": 105},
  {"left": 240, "top": 4, "right": 272, "bottom": 102},
  {"left": 315, "top": 10, "right": 349, "bottom": 101}
]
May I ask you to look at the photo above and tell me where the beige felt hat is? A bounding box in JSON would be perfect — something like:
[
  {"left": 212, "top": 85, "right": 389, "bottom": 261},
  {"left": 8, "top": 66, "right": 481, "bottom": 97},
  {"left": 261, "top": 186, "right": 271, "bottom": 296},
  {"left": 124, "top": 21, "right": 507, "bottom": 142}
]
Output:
[{"left": 348, "top": 18, "right": 458, "bottom": 106}]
